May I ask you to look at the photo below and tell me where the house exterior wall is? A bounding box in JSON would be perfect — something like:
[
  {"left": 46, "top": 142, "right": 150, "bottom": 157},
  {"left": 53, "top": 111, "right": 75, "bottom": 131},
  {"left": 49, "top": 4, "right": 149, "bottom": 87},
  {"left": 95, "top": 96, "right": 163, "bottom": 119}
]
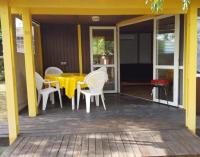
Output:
[{"left": 41, "top": 24, "right": 90, "bottom": 73}]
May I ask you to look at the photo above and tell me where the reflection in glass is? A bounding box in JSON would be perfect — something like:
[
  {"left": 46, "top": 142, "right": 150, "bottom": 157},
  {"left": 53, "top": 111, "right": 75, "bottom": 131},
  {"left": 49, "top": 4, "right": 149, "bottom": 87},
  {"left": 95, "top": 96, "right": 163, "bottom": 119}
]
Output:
[
  {"left": 156, "top": 16, "right": 175, "bottom": 65},
  {"left": 156, "top": 69, "right": 174, "bottom": 101},
  {"left": 94, "top": 67, "right": 115, "bottom": 90},
  {"left": 92, "top": 29, "right": 114, "bottom": 65}
]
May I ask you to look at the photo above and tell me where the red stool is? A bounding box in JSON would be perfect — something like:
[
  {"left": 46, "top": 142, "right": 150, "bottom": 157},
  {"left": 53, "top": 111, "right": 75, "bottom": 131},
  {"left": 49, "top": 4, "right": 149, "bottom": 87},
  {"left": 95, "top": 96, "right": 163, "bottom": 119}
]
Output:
[{"left": 151, "top": 79, "right": 170, "bottom": 104}]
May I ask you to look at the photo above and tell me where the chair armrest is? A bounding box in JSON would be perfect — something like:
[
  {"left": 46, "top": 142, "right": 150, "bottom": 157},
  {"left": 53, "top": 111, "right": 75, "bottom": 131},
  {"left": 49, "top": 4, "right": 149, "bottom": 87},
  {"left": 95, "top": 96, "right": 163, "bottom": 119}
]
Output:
[
  {"left": 44, "top": 80, "right": 60, "bottom": 88},
  {"left": 77, "top": 81, "right": 85, "bottom": 85},
  {"left": 77, "top": 81, "right": 86, "bottom": 91}
]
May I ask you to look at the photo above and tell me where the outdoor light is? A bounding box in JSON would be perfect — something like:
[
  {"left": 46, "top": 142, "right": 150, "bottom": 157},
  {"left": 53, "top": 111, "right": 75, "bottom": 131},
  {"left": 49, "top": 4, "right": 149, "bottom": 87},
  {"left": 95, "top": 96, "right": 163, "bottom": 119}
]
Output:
[{"left": 91, "top": 16, "right": 100, "bottom": 22}]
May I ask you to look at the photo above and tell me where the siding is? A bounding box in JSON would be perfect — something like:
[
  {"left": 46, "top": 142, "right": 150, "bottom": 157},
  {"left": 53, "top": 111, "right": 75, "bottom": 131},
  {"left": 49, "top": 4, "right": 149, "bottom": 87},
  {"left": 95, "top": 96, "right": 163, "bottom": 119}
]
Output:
[{"left": 41, "top": 24, "right": 91, "bottom": 73}]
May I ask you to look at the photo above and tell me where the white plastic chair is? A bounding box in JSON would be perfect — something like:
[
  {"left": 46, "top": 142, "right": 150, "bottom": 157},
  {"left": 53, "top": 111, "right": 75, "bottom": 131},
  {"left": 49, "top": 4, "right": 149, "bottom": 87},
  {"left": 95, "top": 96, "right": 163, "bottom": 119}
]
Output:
[
  {"left": 45, "top": 67, "right": 63, "bottom": 75},
  {"left": 96, "top": 66, "right": 108, "bottom": 82},
  {"left": 77, "top": 71, "right": 107, "bottom": 113},
  {"left": 35, "top": 72, "right": 63, "bottom": 111}
]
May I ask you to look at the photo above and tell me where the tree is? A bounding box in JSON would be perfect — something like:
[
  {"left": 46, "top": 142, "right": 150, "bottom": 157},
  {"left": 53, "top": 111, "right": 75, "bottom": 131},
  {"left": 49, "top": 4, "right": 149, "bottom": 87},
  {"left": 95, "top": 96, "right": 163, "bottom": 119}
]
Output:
[{"left": 146, "top": 0, "right": 190, "bottom": 12}]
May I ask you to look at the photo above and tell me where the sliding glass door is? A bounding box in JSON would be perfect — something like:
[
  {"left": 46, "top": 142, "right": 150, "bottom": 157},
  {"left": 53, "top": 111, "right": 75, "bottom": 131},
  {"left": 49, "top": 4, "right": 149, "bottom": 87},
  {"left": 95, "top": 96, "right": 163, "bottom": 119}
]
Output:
[
  {"left": 153, "top": 15, "right": 180, "bottom": 106},
  {"left": 90, "top": 27, "right": 117, "bottom": 93}
]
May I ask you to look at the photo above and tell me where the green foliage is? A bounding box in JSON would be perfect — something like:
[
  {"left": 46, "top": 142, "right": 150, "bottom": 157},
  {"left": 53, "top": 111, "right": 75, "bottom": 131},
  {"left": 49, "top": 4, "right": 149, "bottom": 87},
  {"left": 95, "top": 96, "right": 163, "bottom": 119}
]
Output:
[{"left": 145, "top": 0, "right": 190, "bottom": 12}]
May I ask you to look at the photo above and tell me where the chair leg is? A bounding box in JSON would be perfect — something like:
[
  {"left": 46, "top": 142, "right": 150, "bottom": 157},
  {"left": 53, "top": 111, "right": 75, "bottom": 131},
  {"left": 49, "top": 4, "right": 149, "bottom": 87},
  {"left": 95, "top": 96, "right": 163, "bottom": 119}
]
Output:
[
  {"left": 50, "top": 93, "right": 55, "bottom": 104},
  {"left": 91, "top": 96, "right": 94, "bottom": 102},
  {"left": 85, "top": 95, "right": 91, "bottom": 113},
  {"left": 164, "top": 86, "right": 168, "bottom": 105},
  {"left": 101, "top": 93, "right": 106, "bottom": 111},
  {"left": 42, "top": 94, "right": 49, "bottom": 111},
  {"left": 58, "top": 91, "right": 63, "bottom": 108},
  {"left": 102, "top": 93, "right": 105, "bottom": 101},
  {"left": 38, "top": 93, "right": 41, "bottom": 106},
  {"left": 95, "top": 96, "right": 99, "bottom": 107},
  {"left": 77, "top": 89, "right": 81, "bottom": 110}
]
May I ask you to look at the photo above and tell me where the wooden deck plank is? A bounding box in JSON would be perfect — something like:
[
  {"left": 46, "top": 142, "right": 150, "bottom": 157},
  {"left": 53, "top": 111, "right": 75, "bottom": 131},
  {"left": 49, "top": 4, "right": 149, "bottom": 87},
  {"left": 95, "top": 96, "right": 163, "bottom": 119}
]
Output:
[
  {"left": 171, "top": 130, "right": 197, "bottom": 155},
  {"left": 114, "top": 132, "right": 127, "bottom": 157},
  {"left": 73, "top": 134, "right": 82, "bottom": 157},
  {"left": 1, "top": 137, "right": 24, "bottom": 157},
  {"left": 159, "top": 130, "right": 187, "bottom": 156},
  {"left": 95, "top": 133, "right": 103, "bottom": 157},
  {"left": 181, "top": 129, "right": 200, "bottom": 154},
  {"left": 33, "top": 137, "right": 49, "bottom": 157},
  {"left": 120, "top": 132, "right": 135, "bottom": 157},
  {"left": 88, "top": 134, "right": 95, "bottom": 157},
  {"left": 24, "top": 137, "right": 42, "bottom": 157},
  {"left": 108, "top": 133, "right": 119, "bottom": 157},
  {"left": 149, "top": 131, "right": 174, "bottom": 156},
  {"left": 10, "top": 136, "right": 30, "bottom": 157},
  {"left": 131, "top": 131, "right": 157, "bottom": 157},
  {"left": 126, "top": 132, "right": 142, "bottom": 157},
  {"left": 65, "top": 134, "right": 76, "bottom": 157},
  {"left": 101, "top": 133, "right": 111, "bottom": 157},
  {"left": 49, "top": 135, "right": 63, "bottom": 157},
  {"left": 41, "top": 136, "right": 57, "bottom": 157},
  {"left": 80, "top": 134, "right": 89, "bottom": 157},
  {"left": 57, "top": 135, "right": 70, "bottom": 157}
]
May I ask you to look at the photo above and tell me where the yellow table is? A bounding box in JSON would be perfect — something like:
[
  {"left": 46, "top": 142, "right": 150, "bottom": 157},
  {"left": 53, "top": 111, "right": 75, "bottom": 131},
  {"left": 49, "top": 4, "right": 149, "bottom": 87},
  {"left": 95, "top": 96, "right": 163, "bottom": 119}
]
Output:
[{"left": 45, "top": 73, "right": 86, "bottom": 110}]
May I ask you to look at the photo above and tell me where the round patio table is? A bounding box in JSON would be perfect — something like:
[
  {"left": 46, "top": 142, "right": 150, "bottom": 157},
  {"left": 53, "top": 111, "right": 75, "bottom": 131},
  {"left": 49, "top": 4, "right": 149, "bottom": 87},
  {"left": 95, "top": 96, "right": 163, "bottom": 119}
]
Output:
[{"left": 45, "top": 73, "right": 86, "bottom": 110}]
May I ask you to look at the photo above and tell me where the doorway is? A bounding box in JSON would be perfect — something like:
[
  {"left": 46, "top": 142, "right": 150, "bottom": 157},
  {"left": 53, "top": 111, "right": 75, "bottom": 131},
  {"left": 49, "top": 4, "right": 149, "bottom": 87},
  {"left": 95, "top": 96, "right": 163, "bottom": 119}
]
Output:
[
  {"left": 119, "top": 20, "right": 153, "bottom": 100},
  {"left": 119, "top": 15, "right": 183, "bottom": 107},
  {"left": 90, "top": 26, "right": 117, "bottom": 93}
]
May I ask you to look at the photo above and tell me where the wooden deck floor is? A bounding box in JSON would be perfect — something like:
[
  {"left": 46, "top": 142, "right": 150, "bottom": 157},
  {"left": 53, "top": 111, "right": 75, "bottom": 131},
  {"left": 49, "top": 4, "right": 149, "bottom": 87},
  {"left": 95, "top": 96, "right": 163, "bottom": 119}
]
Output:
[
  {"left": 1, "top": 94, "right": 200, "bottom": 157},
  {"left": 2, "top": 129, "right": 200, "bottom": 157}
]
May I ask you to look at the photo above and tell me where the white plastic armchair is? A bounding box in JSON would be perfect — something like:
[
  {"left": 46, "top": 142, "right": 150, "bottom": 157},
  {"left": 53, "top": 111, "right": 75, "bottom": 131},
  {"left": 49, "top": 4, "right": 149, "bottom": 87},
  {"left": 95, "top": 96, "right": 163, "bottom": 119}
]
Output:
[
  {"left": 35, "top": 72, "right": 63, "bottom": 111},
  {"left": 45, "top": 67, "right": 63, "bottom": 75},
  {"left": 96, "top": 66, "right": 108, "bottom": 82},
  {"left": 77, "top": 70, "right": 107, "bottom": 113}
]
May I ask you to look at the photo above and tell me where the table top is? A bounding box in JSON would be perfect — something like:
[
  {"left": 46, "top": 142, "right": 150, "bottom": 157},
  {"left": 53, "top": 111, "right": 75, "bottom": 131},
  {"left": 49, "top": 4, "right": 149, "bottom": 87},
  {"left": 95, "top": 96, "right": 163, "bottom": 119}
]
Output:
[
  {"left": 45, "top": 73, "right": 86, "bottom": 99},
  {"left": 46, "top": 73, "right": 86, "bottom": 78}
]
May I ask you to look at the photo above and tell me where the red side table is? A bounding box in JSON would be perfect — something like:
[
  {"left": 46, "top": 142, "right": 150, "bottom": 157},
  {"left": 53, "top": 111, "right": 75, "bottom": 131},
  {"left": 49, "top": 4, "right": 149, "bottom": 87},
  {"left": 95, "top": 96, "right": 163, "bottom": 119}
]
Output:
[{"left": 151, "top": 79, "right": 170, "bottom": 104}]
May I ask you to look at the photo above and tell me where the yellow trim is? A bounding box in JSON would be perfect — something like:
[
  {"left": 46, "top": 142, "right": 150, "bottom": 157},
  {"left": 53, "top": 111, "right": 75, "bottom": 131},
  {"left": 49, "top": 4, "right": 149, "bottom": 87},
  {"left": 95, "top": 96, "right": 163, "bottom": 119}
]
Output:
[
  {"left": 0, "top": 1, "right": 19, "bottom": 144},
  {"left": 117, "top": 15, "right": 155, "bottom": 27},
  {"left": 22, "top": 8, "right": 38, "bottom": 117},
  {"left": 184, "top": 3, "right": 197, "bottom": 134},
  {"left": 10, "top": 8, "right": 187, "bottom": 15},
  {"left": 35, "top": 25, "right": 43, "bottom": 75},
  {"left": 77, "top": 24, "right": 83, "bottom": 74}
]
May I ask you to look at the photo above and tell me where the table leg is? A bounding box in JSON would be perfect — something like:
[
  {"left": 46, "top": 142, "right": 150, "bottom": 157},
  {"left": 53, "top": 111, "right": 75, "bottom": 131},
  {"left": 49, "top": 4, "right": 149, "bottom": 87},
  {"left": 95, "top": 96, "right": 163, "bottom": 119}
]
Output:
[{"left": 72, "top": 96, "right": 75, "bottom": 110}]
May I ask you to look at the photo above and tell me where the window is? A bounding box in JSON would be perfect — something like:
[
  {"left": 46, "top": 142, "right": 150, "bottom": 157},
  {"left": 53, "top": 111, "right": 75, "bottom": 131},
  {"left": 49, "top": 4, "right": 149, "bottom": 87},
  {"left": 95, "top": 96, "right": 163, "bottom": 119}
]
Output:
[
  {"left": 15, "top": 18, "right": 35, "bottom": 53},
  {"left": 15, "top": 18, "right": 24, "bottom": 53}
]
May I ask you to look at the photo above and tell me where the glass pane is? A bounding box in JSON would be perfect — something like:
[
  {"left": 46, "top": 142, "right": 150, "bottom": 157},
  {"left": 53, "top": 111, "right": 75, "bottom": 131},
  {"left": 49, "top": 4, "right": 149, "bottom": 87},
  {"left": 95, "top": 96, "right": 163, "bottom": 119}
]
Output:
[
  {"left": 179, "top": 15, "right": 184, "bottom": 66},
  {"left": 156, "top": 69, "right": 174, "bottom": 102},
  {"left": 178, "top": 69, "right": 183, "bottom": 105},
  {"left": 94, "top": 67, "right": 115, "bottom": 91},
  {"left": 197, "top": 19, "right": 200, "bottom": 73},
  {"left": 156, "top": 16, "right": 175, "bottom": 65},
  {"left": 92, "top": 29, "right": 114, "bottom": 65}
]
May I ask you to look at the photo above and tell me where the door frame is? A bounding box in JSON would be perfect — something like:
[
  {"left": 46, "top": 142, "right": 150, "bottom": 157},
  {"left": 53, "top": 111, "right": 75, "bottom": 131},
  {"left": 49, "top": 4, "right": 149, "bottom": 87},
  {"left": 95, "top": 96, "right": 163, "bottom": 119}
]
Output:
[
  {"left": 117, "top": 15, "right": 181, "bottom": 107},
  {"left": 153, "top": 15, "right": 180, "bottom": 107},
  {"left": 89, "top": 26, "right": 118, "bottom": 93}
]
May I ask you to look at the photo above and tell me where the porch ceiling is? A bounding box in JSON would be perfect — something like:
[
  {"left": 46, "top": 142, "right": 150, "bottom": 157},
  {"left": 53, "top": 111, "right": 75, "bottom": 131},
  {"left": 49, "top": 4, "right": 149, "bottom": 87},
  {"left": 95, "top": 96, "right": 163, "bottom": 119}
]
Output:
[{"left": 32, "top": 15, "right": 140, "bottom": 25}]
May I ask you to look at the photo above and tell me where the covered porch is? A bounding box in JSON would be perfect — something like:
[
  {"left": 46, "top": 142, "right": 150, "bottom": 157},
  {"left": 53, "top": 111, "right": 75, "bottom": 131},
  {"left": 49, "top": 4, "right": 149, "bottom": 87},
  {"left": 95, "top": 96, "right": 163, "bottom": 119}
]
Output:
[
  {"left": 1, "top": 94, "right": 200, "bottom": 156},
  {"left": 1, "top": 0, "right": 200, "bottom": 156}
]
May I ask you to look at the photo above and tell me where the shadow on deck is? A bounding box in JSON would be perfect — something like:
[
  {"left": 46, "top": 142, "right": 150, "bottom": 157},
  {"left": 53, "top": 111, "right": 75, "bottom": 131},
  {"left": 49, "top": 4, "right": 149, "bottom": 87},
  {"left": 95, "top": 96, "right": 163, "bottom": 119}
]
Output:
[{"left": 1, "top": 94, "right": 200, "bottom": 157}]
